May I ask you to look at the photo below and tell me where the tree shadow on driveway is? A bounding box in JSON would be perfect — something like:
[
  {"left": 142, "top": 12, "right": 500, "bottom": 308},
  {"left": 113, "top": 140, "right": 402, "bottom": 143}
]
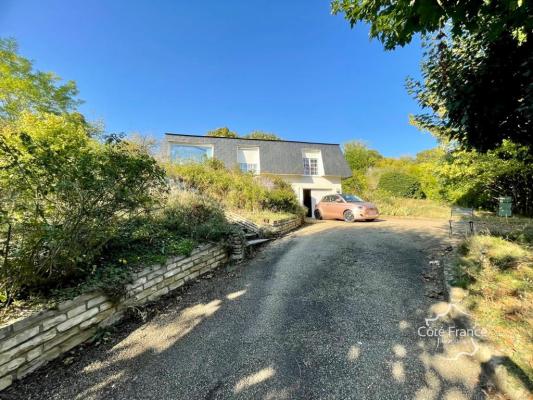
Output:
[{"left": 1, "top": 219, "right": 505, "bottom": 399}]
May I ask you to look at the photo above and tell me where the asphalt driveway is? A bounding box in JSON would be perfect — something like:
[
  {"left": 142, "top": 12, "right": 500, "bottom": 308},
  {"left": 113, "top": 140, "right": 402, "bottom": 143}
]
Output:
[{"left": 3, "top": 218, "right": 489, "bottom": 400}]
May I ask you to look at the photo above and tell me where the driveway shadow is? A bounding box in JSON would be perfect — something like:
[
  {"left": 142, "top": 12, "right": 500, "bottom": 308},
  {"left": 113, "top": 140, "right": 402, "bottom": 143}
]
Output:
[{"left": 2, "top": 218, "right": 504, "bottom": 400}]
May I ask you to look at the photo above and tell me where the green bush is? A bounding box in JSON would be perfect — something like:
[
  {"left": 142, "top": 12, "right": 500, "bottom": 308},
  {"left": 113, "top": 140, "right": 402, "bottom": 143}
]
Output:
[
  {"left": 0, "top": 42, "right": 236, "bottom": 307},
  {"left": 341, "top": 172, "right": 368, "bottom": 196},
  {"left": 377, "top": 171, "right": 424, "bottom": 198},
  {"left": 0, "top": 113, "right": 167, "bottom": 301},
  {"left": 88, "top": 191, "right": 233, "bottom": 298},
  {"left": 261, "top": 176, "right": 303, "bottom": 214},
  {"left": 166, "top": 160, "right": 303, "bottom": 215}
]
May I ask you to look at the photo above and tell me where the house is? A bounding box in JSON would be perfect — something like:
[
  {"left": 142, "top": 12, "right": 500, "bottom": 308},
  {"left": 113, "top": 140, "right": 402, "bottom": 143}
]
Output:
[{"left": 164, "top": 133, "right": 352, "bottom": 216}]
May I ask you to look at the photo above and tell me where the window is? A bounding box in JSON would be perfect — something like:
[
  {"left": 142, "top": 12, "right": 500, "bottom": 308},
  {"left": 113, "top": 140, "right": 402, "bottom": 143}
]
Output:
[
  {"left": 239, "top": 163, "right": 258, "bottom": 173},
  {"left": 340, "top": 194, "right": 364, "bottom": 203},
  {"left": 302, "top": 149, "right": 323, "bottom": 176},
  {"left": 237, "top": 147, "right": 260, "bottom": 174},
  {"left": 169, "top": 144, "right": 213, "bottom": 163},
  {"left": 303, "top": 157, "right": 319, "bottom": 175}
]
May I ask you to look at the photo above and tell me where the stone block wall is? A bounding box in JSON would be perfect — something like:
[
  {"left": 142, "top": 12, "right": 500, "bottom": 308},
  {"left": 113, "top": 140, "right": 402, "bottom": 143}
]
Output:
[
  {"left": 266, "top": 215, "right": 304, "bottom": 236},
  {"left": 0, "top": 243, "right": 228, "bottom": 391}
]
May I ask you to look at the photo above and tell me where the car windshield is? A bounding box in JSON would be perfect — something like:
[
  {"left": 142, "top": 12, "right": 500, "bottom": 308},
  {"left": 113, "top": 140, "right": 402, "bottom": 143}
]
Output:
[{"left": 340, "top": 194, "right": 364, "bottom": 203}]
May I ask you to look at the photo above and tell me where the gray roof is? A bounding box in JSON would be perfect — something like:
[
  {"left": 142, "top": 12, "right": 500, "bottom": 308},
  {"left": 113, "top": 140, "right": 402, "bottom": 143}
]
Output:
[{"left": 165, "top": 133, "right": 352, "bottom": 178}]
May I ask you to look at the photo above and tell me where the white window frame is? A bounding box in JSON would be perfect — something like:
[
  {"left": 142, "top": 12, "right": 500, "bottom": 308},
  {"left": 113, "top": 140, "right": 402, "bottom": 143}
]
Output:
[
  {"left": 302, "top": 149, "right": 323, "bottom": 176},
  {"left": 237, "top": 146, "right": 260, "bottom": 174},
  {"left": 303, "top": 157, "right": 319, "bottom": 176}
]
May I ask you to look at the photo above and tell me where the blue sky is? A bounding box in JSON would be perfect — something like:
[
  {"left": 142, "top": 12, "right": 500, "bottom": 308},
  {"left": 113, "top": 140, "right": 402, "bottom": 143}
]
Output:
[{"left": 0, "top": 0, "right": 436, "bottom": 157}]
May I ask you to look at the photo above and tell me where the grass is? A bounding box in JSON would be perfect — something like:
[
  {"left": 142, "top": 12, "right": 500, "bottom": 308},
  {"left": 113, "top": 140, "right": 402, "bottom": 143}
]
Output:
[
  {"left": 367, "top": 195, "right": 450, "bottom": 219},
  {"left": 453, "top": 234, "right": 533, "bottom": 382},
  {"left": 234, "top": 209, "right": 297, "bottom": 225},
  {"left": 471, "top": 211, "right": 533, "bottom": 243}
]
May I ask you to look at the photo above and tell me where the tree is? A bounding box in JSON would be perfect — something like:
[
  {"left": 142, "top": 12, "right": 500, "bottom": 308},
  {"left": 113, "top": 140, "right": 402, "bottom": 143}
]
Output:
[
  {"left": 206, "top": 127, "right": 238, "bottom": 138},
  {"left": 343, "top": 141, "right": 382, "bottom": 171},
  {"left": 331, "top": 0, "right": 531, "bottom": 50},
  {"left": 244, "top": 131, "right": 281, "bottom": 140},
  {"left": 332, "top": 2, "right": 532, "bottom": 152},
  {"left": 127, "top": 133, "right": 161, "bottom": 157},
  {"left": 0, "top": 113, "right": 167, "bottom": 300},
  {"left": 0, "top": 38, "right": 80, "bottom": 120},
  {"left": 437, "top": 141, "right": 533, "bottom": 216},
  {"left": 408, "top": 32, "right": 532, "bottom": 152},
  {"left": 0, "top": 39, "right": 169, "bottom": 300}
]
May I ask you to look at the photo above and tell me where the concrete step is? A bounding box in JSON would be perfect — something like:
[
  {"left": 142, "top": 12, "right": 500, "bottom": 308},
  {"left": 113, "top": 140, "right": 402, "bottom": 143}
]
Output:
[
  {"left": 245, "top": 232, "right": 258, "bottom": 239},
  {"left": 245, "top": 238, "right": 270, "bottom": 247}
]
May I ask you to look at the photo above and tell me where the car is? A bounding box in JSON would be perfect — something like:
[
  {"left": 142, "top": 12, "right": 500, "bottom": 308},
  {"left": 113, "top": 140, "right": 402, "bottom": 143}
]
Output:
[{"left": 314, "top": 193, "right": 379, "bottom": 222}]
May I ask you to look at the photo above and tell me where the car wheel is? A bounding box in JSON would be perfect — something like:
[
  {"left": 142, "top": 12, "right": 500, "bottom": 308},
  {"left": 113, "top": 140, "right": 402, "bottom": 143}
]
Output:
[
  {"left": 314, "top": 210, "right": 323, "bottom": 220},
  {"left": 343, "top": 210, "right": 355, "bottom": 222}
]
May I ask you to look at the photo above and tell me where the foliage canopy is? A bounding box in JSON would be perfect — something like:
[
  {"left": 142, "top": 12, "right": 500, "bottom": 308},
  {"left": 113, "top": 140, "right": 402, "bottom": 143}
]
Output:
[
  {"left": 378, "top": 171, "right": 424, "bottom": 199},
  {"left": 244, "top": 131, "right": 281, "bottom": 141},
  {"left": 206, "top": 127, "right": 238, "bottom": 138},
  {"left": 0, "top": 38, "right": 80, "bottom": 119},
  {"left": 0, "top": 113, "right": 167, "bottom": 299},
  {"left": 333, "top": 1, "right": 533, "bottom": 153},
  {"left": 331, "top": 0, "right": 532, "bottom": 50},
  {"left": 343, "top": 141, "right": 382, "bottom": 172},
  {"left": 408, "top": 32, "right": 532, "bottom": 152}
]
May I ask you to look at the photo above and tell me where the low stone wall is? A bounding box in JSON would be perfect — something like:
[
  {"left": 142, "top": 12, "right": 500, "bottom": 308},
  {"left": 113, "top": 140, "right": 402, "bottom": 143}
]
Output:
[
  {"left": 266, "top": 215, "right": 304, "bottom": 236},
  {"left": 224, "top": 211, "right": 304, "bottom": 237},
  {"left": 224, "top": 211, "right": 262, "bottom": 234},
  {"left": 0, "top": 243, "right": 228, "bottom": 391}
]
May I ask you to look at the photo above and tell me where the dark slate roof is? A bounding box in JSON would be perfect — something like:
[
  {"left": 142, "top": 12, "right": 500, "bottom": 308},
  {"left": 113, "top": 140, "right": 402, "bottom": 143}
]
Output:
[{"left": 164, "top": 133, "right": 352, "bottom": 178}]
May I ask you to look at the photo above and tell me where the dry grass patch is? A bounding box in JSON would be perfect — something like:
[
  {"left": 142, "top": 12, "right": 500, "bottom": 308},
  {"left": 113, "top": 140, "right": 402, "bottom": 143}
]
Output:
[
  {"left": 233, "top": 209, "right": 297, "bottom": 225},
  {"left": 369, "top": 195, "right": 450, "bottom": 219},
  {"left": 453, "top": 235, "right": 533, "bottom": 382}
]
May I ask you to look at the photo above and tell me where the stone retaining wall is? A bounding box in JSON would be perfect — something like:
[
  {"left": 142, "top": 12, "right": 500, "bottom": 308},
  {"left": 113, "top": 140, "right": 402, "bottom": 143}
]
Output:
[
  {"left": 224, "top": 211, "right": 262, "bottom": 234},
  {"left": 224, "top": 211, "right": 304, "bottom": 237},
  {"left": 0, "top": 243, "right": 228, "bottom": 391},
  {"left": 266, "top": 215, "right": 304, "bottom": 236}
]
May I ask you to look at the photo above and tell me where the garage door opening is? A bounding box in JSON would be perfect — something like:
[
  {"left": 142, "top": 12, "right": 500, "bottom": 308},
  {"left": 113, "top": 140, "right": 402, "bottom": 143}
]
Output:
[{"left": 303, "top": 189, "right": 312, "bottom": 217}]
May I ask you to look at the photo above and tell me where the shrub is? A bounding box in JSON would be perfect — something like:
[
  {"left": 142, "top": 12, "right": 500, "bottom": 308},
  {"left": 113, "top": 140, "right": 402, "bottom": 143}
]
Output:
[
  {"left": 377, "top": 171, "right": 424, "bottom": 198},
  {"left": 261, "top": 175, "right": 303, "bottom": 214},
  {"left": 0, "top": 113, "right": 167, "bottom": 301},
  {"left": 45, "top": 191, "right": 233, "bottom": 301},
  {"left": 165, "top": 160, "right": 303, "bottom": 215},
  {"left": 341, "top": 172, "right": 368, "bottom": 196}
]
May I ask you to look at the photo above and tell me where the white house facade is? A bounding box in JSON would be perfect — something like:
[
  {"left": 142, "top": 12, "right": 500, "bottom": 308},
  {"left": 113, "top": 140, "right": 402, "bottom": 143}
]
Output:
[{"left": 164, "top": 133, "right": 352, "bottom": 217}]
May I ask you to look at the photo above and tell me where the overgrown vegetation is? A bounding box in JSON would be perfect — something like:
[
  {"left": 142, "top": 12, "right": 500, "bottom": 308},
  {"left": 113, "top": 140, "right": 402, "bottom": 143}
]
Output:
[
  {"left": 0, "top": 40, "right": 234, "bottom": 311},
  {"left": 453, "top": 233, "right": 532, "bottom": 382},
  {"left": 341, "top": 142, "right": 448, "bottom": 216},
  {"left": 334, "top": 1, "right": 532, "bottom": 217},
  {"left": 377, "top": 171, "right": 424, "bottom": 199},
  {"left": 205, "top": 127, "right": 281, "bottom": 140},
  {"left": 366, "top": 193, "right": 449, "bottom": 219},
  {"left": 165, "top": 159, "right": 304, "bottom": 216},
  {"left": 341, "top": 141, "right": 533, "bottom": 217},
  {"left": 0, "top": 113, "right": 165, "bottom": 301}
]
